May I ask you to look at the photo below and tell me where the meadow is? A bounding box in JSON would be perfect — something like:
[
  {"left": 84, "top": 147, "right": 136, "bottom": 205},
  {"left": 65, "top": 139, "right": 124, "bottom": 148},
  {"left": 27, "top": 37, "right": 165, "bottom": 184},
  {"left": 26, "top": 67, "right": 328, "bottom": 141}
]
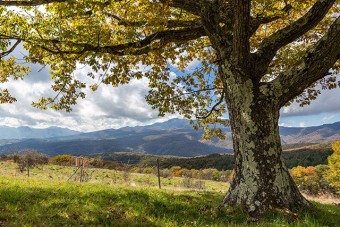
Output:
[
  {"left": 0, "top": 161, "right": 227, "bottom": 192},
  {"left": 1, "top": 161, "right": 340, "bottom": 226}
]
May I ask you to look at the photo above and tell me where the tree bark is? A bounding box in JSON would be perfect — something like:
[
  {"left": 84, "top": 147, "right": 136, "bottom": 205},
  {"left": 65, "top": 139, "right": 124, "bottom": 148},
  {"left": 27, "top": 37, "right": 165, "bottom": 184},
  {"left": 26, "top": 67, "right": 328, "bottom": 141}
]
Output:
[{"left": 219, "top": 64, "right": 310, "bottom": 216}]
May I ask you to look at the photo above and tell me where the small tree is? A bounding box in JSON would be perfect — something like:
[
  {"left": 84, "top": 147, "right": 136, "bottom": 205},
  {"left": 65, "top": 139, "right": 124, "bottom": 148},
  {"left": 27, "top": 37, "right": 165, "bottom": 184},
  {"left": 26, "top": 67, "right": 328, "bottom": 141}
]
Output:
[
  {"left": 16, "top": 150, "right": 49, "bottom": 177},
  {"left": 324, "top": 141, "right": 340, "bottom": 193}
]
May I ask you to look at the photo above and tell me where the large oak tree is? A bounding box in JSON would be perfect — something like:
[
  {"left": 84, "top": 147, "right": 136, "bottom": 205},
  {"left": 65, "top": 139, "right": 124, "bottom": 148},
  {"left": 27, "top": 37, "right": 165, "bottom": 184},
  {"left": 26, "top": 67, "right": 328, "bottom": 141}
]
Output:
[{"left": 0, "top": 0, "right": 339, "bottom": 216}]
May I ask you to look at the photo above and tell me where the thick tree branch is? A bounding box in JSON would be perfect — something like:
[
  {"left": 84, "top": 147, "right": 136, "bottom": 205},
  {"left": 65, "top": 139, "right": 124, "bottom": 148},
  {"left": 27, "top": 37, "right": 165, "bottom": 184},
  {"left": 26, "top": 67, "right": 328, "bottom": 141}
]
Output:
[
  {"left": 232, "top": 0, "right": 251, "bottom": 70},
  {"left": 34, "top": 26, "right": 206, "bottom": 56},
  {"left": 249, "top": 2, "right": 297, "bottom": 36},
  {"left": 0, "top": 39, "right": 21, "bottom": 58},
  {"left": 250, "top": 15, "right": 282, "bottom": 36},
  {"left": 274, "top": 16, "right": 340, "bottom": 107},
  {"left": 0, "top": 0, "right": 66, "bottom": 6},
  {"left": 253, "top": 0, "right": 336, "bottom": 78}
]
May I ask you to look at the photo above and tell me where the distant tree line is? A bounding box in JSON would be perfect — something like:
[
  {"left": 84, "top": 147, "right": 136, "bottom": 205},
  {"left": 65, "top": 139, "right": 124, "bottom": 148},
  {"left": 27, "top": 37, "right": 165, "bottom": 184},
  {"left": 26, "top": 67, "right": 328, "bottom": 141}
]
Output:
[
  {"left": 0, "top": 147, "right": 332, "bottom": 172},
  {"left": 99, "top": 148, "right": 332, "bottom": 171},
  {"left": 283, "top": 149, "right": 332, "bottom": 168}
]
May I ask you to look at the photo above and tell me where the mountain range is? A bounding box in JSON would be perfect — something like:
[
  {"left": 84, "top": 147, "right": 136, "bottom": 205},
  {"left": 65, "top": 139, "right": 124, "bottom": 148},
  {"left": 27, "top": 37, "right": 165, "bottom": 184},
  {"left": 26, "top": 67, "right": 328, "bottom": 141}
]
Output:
[
  {"left": 0, "top": 126, "right": 80, "bottom": 140},
  {"left": 0, "top": 119, "right": 339, "bottom": 157}
]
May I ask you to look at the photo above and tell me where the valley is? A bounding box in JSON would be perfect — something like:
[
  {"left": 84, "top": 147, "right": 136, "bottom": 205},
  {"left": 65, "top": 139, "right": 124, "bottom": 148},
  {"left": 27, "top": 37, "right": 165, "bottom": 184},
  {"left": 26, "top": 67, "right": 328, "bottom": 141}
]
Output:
[{"left": 1, "top": 119, "right": 340, "bottom": 157}]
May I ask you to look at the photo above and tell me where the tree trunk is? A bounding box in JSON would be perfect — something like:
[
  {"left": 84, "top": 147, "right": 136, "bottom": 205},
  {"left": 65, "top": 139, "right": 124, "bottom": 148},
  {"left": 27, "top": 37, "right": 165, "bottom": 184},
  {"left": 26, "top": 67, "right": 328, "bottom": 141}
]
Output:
[{"left": 220, "top": 64, "right": 310, "bottom": 216}]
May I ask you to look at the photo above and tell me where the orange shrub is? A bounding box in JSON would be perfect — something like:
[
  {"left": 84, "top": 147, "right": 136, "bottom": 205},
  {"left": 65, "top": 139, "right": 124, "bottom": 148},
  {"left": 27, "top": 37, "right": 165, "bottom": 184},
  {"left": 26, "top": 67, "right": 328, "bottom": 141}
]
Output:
[{"left": 291, "top": 166, "right": 320, "bottom": 195}]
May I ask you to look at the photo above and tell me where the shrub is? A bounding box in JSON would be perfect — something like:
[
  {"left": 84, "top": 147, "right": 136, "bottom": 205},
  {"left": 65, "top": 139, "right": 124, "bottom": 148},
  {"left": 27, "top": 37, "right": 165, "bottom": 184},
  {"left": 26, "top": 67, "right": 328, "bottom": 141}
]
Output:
[
  {"left": 143, "top": 167, "right": 154, "bottom": 174},
  {"left": 170, "top": 166, "right": 182, "bottom": 175},
  {"left": 291, "top": 166, "right": 320, "bottom": 195},
  {"left": 200, "top": 168, "right": 219, "bottom": 181},
  {"left": 49, "top": 154, "right": 74, "bottom": 166},
  {"left": 16, "top": 150, "right": 49, "bottom": 176},
  {"left": 173, "top": 168, "right": 187, "bottom": 177},
  {"left": 180, "top": 177, "right": 193, "bottom": 188},
  {"left": 193, "top": 180, "right": 206, "bottom": 190},
  {"left": 130, "top": 167, "right": 143, "bottom": 173},
  {"left": 160, "top": 168, "right": 172, "bottom": 178},
  {"left": 88, "top": 157, "right": 104, "bottom": 168}
]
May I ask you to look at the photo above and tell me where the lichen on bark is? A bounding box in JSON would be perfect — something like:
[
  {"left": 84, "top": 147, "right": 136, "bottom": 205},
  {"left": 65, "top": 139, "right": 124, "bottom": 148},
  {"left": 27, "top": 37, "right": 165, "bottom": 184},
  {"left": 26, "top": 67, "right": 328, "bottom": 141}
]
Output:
[{"left": 221, "top": 63, "right": 310, "bottom": 215}]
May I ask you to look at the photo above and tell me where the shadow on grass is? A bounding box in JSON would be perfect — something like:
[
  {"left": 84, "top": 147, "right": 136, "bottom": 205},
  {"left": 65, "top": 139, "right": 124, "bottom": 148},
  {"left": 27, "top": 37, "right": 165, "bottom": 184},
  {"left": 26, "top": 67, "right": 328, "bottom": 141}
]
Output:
[{"left": 0, "top": 179, "right": 339, "bottom": 226}]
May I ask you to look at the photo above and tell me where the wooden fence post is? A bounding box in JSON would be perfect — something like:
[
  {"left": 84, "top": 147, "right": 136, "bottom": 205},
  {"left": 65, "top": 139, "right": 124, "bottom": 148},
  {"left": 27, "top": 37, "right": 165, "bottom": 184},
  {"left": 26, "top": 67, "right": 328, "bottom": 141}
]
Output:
[
  {"left": 157, "top": 158, "right": 161, "bottom": 189},
  {"left": 80, "top": 158, "right": 84, "bottom": 182}
]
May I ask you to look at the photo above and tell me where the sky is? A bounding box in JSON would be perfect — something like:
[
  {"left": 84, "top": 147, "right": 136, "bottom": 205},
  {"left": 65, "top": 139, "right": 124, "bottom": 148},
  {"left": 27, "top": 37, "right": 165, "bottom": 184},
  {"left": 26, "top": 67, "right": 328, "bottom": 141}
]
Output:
[{"left": 1, "top": 48, "right": 340, "bottom": 132}]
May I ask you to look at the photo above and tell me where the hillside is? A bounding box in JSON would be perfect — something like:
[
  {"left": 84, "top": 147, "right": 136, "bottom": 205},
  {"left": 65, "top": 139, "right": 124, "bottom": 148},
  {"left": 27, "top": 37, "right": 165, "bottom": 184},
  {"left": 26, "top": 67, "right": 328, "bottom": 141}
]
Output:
[
  {"left": 0, "top": 119, "right": 340, "bottom": 157},
  {"left": 0, "top": 163, "right": 339, "bottom": 226},
  {"left": 95, "top": 144, "right": 332, "bottom": 170},
  {"left": 280, "top": 121, "right": 340, "bottom": 144}
]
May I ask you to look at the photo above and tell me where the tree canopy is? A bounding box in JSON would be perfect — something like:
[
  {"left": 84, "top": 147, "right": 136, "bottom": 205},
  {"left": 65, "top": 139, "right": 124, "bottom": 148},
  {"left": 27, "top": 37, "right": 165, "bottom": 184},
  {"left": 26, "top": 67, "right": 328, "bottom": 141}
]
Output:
[{"left": 0, "top": 1, "right": 338, "bottom": 129}]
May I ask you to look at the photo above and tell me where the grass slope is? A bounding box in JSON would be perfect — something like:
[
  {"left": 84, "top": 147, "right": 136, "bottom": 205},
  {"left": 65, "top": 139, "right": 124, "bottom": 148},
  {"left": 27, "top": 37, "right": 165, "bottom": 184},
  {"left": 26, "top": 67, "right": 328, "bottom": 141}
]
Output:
[
  {"left": 1, "top": 162, "right": 340, "bottom": 226},
  {"left": 0, "top": 162, "right": 227, "bottom": 192}
]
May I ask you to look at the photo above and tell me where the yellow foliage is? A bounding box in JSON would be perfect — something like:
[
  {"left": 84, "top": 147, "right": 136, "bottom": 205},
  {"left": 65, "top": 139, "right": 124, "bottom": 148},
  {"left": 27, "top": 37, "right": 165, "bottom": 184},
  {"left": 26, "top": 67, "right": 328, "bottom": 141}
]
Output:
[
  {"left": 291, "top": 165, "right": 321, "bottom": 195},
  {"left": 291, "top": 166, "right": 317, "bottom": 179},
  {"left": 49, "top": 154, "right": 74, "bottom": 166},
  {"left": 324, "top": 141, "right": 340, "bottom": 193}
]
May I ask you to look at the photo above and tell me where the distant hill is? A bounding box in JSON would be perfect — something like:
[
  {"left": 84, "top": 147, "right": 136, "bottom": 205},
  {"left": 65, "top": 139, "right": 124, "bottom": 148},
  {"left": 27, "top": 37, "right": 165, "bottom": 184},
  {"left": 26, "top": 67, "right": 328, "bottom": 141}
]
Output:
[
  {"left": 279, "top": 121, "right": 340, "bottom": 144},
  {"left": 0, "top": 126, "right": 80, "bottom": 140},
  {"left": 0, "top": 119, "right": 340, "bottom": 157},
  {"left": 96, "top": 145, "right": 332, "bottom": 170}
]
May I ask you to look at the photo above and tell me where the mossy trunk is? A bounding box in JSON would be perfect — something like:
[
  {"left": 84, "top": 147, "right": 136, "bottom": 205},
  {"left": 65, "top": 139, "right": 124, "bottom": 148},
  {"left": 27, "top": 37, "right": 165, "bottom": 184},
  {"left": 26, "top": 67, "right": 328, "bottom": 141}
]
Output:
[{"left": 220, "top": 64, "right": 310, "bottom": 216}]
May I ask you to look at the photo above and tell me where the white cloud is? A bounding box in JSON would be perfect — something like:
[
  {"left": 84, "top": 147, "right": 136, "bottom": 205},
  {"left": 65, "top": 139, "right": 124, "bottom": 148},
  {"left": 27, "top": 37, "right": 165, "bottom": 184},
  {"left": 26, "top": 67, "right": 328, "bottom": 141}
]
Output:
[
  {"left": 0, "top": 63, "right": 178, "bottom": 132},
  {"left": 0, "top": 117, "right": 24, "bottom": 127},
  {"left": 185, "top": 59, "right": 201, "bottom": 71},
  {"left": 281, "top": 88, "right": 340, "bottom": 117}
]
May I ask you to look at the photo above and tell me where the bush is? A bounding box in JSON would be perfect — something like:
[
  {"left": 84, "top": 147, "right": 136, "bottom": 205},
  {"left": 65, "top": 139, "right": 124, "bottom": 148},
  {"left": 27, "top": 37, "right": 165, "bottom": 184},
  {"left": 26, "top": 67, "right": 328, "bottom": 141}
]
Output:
[
  {"left": 181, "top": 177, "right": 193, "bottom": 188},
  {"left": 180, "top": 177, "right": 206, "bottom": 190},
  {"left": 16, "top": 150, "right": 49, "bottom": 176},
  {"left": 291, "top": 166, "right": 322, "bottom": 195},
  {"left": 143, "top": 167, "right": 154, "bottom": 174},
  {"left": 200, "top": 168, "right": 220, "bottom": 181},
  {"left": 160, "top": 168, "right": 172, "bottom": 178},
  {"left": 88, "top": 157, "right": 104, "bottom": 168},
  {"left": 193, "top": 180, "right": 206, "bottom": 190},
  {"left": 49, "top": 154, "right": 74, "bottom": 166}
]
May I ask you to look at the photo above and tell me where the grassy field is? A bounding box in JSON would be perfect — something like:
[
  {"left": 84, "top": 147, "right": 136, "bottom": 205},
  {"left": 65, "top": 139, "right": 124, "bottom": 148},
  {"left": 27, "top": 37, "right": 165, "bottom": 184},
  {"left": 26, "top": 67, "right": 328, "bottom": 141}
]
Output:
[
  {"left": 0, "top": 161, "right": 228, "bottom": 192},
  {"left": 1, "top": 161, "right": 340, "bottom": 226}
]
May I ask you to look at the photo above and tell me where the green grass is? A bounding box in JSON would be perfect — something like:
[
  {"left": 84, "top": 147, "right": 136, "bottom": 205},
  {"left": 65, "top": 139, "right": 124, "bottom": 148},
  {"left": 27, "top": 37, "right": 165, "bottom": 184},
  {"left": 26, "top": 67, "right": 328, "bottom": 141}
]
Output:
[
  {"left": 0, "top": 161, "right": 229, "bottom": 192},
  {"left": 1, "top": 162, "right": 340, "bottom": 226}
]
